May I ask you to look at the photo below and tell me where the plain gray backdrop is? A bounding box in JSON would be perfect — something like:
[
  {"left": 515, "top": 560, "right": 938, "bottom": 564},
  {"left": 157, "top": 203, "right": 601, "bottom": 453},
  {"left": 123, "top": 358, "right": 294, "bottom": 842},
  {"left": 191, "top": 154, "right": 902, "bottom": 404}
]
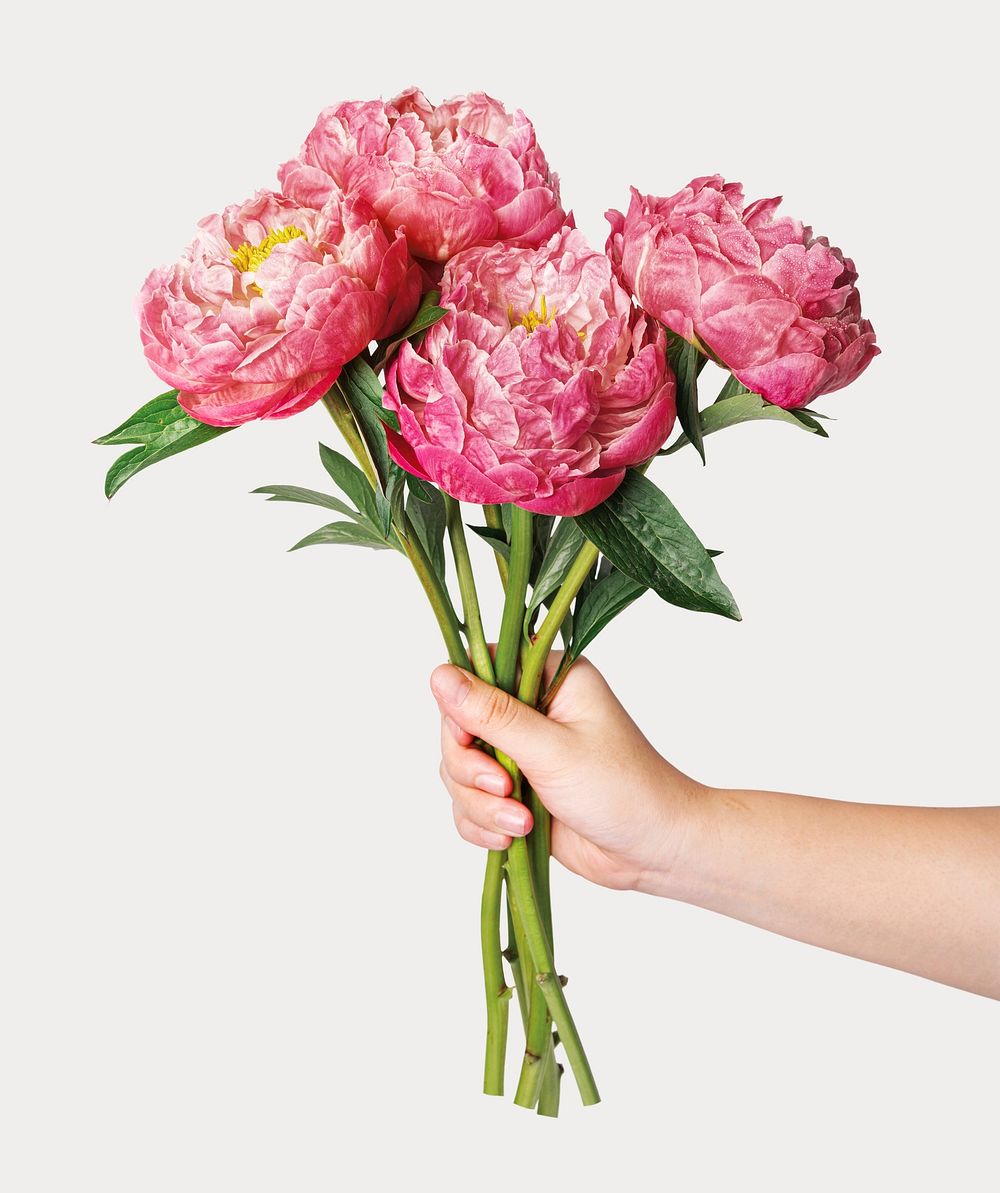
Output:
[{"left": 4, "top": 2, "right": 996, "bottom": 1189}]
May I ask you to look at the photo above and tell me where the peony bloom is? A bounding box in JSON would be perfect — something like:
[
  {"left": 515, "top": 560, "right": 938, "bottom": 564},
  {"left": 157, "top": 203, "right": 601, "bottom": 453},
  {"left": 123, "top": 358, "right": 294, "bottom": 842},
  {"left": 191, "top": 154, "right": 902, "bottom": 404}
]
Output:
[
  {"left": 383, "top": 227, "right": 676, "bottom": 516},
  {"left": 138, "top": 189, "right": 421, "bottom": 426},
  {"left": 606, "top": 177, "right": 878, "bottom": 409},
  {"left": 279, "top": 88, "right": 566, "bottom": 264}
]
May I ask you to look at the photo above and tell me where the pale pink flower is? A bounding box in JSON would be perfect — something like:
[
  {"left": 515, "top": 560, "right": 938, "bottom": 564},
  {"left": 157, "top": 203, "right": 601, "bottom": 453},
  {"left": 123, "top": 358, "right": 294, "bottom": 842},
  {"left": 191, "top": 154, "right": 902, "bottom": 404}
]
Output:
[
  {"left": 279, "top": 89, "right": 566, "bottom": 263},
  {"left": 607, "top": 177, "right": 878, "bottom": 408},
  {"left": 138, "top": 190, "right": 421, "bottom": 426},
  {"left": 384, "top": 227, "right": 676, "bottom": 515}
]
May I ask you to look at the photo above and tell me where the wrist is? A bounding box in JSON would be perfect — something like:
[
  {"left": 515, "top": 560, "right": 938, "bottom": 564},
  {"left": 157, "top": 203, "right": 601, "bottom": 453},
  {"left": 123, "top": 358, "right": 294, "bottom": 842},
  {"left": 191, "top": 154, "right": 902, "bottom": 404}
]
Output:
[{"left": 633, "top": 766, "right": 718, "bottom": 900}]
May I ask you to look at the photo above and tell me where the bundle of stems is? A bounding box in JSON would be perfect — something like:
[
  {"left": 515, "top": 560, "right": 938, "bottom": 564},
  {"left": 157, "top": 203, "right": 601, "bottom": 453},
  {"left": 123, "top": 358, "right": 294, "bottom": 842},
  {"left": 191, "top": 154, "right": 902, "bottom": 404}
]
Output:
[{"left": 324, "top": 385, "right": 601, "bottom": 1114}]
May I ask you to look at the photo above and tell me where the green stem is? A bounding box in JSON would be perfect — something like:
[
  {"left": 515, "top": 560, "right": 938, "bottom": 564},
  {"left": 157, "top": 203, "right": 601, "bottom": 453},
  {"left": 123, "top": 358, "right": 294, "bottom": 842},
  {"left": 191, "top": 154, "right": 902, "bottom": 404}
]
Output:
[
  {"left": 504, "top": 883, "right": 530, "bottom": 1031},
  {"left": 495, "top": 506, "right": 532, "bottom": 694},
  {"left": 320, "top": 388, "right": 468, "bottom": 668},
  {"left": 490, "top": 511, "right": 599, "bottom": 1107},
  {"left": 483, "top": 504, "right": 509, "bottom": 589},
  {"left": 444, "top": 496, "right": 494, "bottom": 683},
  {"left": 518, "top": 540, "right": 600, "bottom": 961},
  {"left": 322, "top": 387, "right": 378, "bottom": 490},
  {"left": 514, "top": 942, "right": 551, "bottom": 1109},
  {"left": 519, "top": 540, "right": 600, "bottom": 705},
  {"left": 511, "top": 539, "right": 602, "bottom": 1107},
  {"left": 480, "top": 849, "right": 510, "bottom": 1096},
  {"left": 440, "top": 497, "right": 508, "bottom": 1095},
  {"left": 536, "top": 1037, "right": 562, "bottom": 1118},
  {"left": 398, "top": 514, "right": 468, "bottom": 667},
  {"left": 505, "top": 790, "right": 600, "bottom": 1106}
]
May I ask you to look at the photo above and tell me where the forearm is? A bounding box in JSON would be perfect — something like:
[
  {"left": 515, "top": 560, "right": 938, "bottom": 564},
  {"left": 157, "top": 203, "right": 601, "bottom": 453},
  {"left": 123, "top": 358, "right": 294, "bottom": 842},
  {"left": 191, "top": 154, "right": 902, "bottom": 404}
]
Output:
[{"left": 652, "top": 786, "right": 1000, "bottom": 998}]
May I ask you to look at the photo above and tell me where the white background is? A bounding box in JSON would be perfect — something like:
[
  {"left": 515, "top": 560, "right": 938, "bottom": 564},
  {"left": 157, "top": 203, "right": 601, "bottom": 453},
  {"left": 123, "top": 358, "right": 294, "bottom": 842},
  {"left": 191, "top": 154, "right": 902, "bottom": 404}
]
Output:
[{"left": 4, "top": 3, "right": 997, "bottom": 1189}]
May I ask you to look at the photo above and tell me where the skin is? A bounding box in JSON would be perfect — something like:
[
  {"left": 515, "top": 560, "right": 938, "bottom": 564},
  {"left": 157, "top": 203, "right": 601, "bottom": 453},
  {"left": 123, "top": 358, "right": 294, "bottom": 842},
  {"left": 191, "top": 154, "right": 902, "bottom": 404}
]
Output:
[{"left": 430, "top": 656, "right": 1000, "bottom": 1001}]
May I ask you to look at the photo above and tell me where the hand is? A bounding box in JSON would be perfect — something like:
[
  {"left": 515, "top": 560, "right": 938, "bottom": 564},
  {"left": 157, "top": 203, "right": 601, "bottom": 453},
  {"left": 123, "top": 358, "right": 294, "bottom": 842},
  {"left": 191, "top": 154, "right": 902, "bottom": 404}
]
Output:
[{"left": 430, "top": 656, "right": 702, "bottom": 893}]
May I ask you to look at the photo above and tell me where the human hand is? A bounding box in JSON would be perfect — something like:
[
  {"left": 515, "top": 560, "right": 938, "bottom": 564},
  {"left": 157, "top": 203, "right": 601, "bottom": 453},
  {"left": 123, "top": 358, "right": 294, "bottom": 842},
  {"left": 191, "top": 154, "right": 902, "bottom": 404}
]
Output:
[{"left": 430, "top": 656, "right": 702, "bottom": 894}]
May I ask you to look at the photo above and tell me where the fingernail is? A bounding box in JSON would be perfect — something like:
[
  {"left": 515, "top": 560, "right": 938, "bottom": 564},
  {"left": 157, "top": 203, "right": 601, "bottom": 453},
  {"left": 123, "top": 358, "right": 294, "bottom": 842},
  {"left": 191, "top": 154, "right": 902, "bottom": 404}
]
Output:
[
  {"left": 476, "top": 773, "right": 507, "bottom": 796},
  {"left": 431, "top": 665, "right": 471, "bottom": 707},
  {"left": 496, "top": 808, "right": 528, "bottom": 836}
]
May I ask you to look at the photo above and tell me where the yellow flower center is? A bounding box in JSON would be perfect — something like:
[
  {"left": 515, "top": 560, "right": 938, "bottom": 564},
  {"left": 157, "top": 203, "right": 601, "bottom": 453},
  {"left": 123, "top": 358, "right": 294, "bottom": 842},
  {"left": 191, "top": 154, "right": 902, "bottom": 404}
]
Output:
[
  {"left": 508, "top": 293, "right": 556, "bottom": 334},
  {"left": 507, "top": 293, "right": 587, "bottom": 340},
  {"left": 229, "top": 226, "right": 306, "bottom": 295}
]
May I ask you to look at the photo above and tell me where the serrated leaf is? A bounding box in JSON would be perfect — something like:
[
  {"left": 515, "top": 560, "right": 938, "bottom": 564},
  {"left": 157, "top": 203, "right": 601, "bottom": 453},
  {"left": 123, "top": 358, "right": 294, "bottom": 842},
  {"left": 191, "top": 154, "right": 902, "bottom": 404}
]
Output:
[
  {"left": 318, "top": 443, "right": 381, "bottom": 530},
  {"left": 662, "top": 390, "right": 830, "bottom": 455},
  {"left": 406, "top": 484, "right": 447, "bottom": 578},
  {"left": 251, "top": 485, "right": 363, "bottom": 521},
  {"left": 670, "top": 338, "right": 705, "bottom": 463},
  {"left": 527, "top": 519, "right": 586, "bottom": 618},
  {"left": 571, "top": 569, "right": 648, "bottom": 657},
  {"left": 95, "top": 390, "right": 232, "bottom": 498},
  {"left": 290, "top": 521, "right": 397, "bottom": 552},
  {"left": 468, "top": 524, "right": 510, "bottom": 562},
  {"left": 575, "top": 470, "right": 740, "bottom": 620},
  {"left": 372, "top": 290, "right": 448, "bottom": 371}
]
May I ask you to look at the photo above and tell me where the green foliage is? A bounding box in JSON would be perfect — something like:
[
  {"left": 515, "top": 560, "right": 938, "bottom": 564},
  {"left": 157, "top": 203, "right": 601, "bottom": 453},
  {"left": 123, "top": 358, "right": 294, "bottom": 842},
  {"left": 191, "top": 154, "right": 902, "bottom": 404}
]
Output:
[
  {"left": 468, "top": 524, "right": 511, "bottom": 562},
  {"left": 256, "top": 443, "right": 402, "bottom": 554},
  {"left": 670, "top": 338, "right": 705, "bottom": 463},
  {"left": 575, "top": 470, "right": 740, "bottom": 620},
  {"left": 371, "top": 290, "right": 448, "bottom": 371},
  {"left": 663, "top": 389, "right": 829, "bottom": 455},
  {"left": 527, "top": 519, "right": 586, "bottom": 618},
  {"left": 571, "top": 569, "right": 648, "bottom": 656},
  {"left": 406, "top": 484, "right": 448, "bottom": 577},
  {"left": 94, "top": 390, "right": 231, "bottom": 498}
]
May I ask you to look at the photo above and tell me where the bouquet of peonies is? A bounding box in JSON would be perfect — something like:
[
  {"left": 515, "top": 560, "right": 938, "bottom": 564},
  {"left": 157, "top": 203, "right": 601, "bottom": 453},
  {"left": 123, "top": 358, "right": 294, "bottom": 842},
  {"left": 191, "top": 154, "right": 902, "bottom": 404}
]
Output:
[{"left": 97, "top": 89, "right": 878, "bottom": 1114}]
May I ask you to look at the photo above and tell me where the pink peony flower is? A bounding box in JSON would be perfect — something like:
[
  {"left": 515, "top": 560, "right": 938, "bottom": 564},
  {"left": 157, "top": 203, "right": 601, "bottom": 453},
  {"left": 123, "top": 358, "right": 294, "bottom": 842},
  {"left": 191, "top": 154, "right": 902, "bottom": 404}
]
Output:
[
  {"left": 383, "top": 227, "right": 676, "bottom": 516},
  {"left": 138, "top": 189, "right": 421, "bottom": 426},
  {"left": 606, "top": 177, "right": 878, "bottom": 409},
  {"left": 279, "top": 88, "right": 566, "bottom": 264}
]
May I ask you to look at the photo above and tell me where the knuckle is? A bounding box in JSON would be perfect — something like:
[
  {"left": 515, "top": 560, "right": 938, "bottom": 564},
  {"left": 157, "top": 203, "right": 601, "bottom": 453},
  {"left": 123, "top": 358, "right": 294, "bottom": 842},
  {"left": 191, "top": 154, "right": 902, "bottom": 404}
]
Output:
[{"left": 481, "top": 685, "right": 517, "bottom": 731}]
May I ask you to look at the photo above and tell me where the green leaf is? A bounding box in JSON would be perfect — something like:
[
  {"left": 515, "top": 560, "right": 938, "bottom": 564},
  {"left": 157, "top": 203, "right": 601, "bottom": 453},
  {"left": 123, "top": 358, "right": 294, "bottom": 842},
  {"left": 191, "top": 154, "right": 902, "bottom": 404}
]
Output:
[
  {"left": 575, "top": 470, "right": 740, "bottom": 620},
  {"left": 714, "top": 374, "right": 750, "bottom": 404},
  {"left": 251, "top": 485, "right": 362, "bottom": 522},
  {"left": 406, "top": 484, "right": 447, "bottom": 578},
  {"left": 94, "top": 390, "right": 232, "bottom": 498},
  {"left": 572, "top": 569, "right": 648, "bottom": 657},
  {"left": 385, "top": 463, "right": 407, "bottom": 534},
  {"left": 531, "top": 513, "right": 557, "bottom": 576},
  {"left": 788, "top": 408, "right": 830, "bottom": 435},
  {"left": 662, "top": 390, "right": 829, "bottom": 455},
  {"left": 372, "top": 290, "right": 448, "bottom": 371},
  {"left": 290, "top": 521, "right": 397, "bottom": 552},
  {"left": 670, "top": 338, "right": 705, "bottom": 464},
  {"left": 468, "top": 524, "right": 511, "bottom": 562},
  {"left": 527, "top": 519, "right": 586, "bottom": 617},
  {"left": 337, "top": 358, "right": 397, "bottom": 484},
  {"left": 318, "top": 443, "right": 381, "bottom": 527},
  {"left": 405, "top": 473, "right": 436, "bottom": 503}
]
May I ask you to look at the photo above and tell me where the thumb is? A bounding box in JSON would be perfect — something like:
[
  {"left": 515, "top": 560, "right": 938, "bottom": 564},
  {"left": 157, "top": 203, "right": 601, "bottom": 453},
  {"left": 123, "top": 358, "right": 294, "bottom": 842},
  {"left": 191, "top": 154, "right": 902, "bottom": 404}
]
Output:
[{"left": 430, "top": 664, "right": 566, "bottom": 774}]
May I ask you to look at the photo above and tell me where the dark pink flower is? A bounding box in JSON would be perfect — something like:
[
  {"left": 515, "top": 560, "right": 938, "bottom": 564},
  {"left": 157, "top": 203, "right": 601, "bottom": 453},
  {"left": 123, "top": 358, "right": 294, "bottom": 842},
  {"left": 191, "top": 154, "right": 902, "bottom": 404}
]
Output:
[
  {"left": 607, "top": 177, "right": 878, "bottom": 408},
  {"left": 383, "top": 227, "right": 676, "bottom": 515},
  {"left": 137, "top": 190, "right": 421, "bottom": 426},
  {"left": 279, "top": 89, "right": 566, "bottom": 264}
]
